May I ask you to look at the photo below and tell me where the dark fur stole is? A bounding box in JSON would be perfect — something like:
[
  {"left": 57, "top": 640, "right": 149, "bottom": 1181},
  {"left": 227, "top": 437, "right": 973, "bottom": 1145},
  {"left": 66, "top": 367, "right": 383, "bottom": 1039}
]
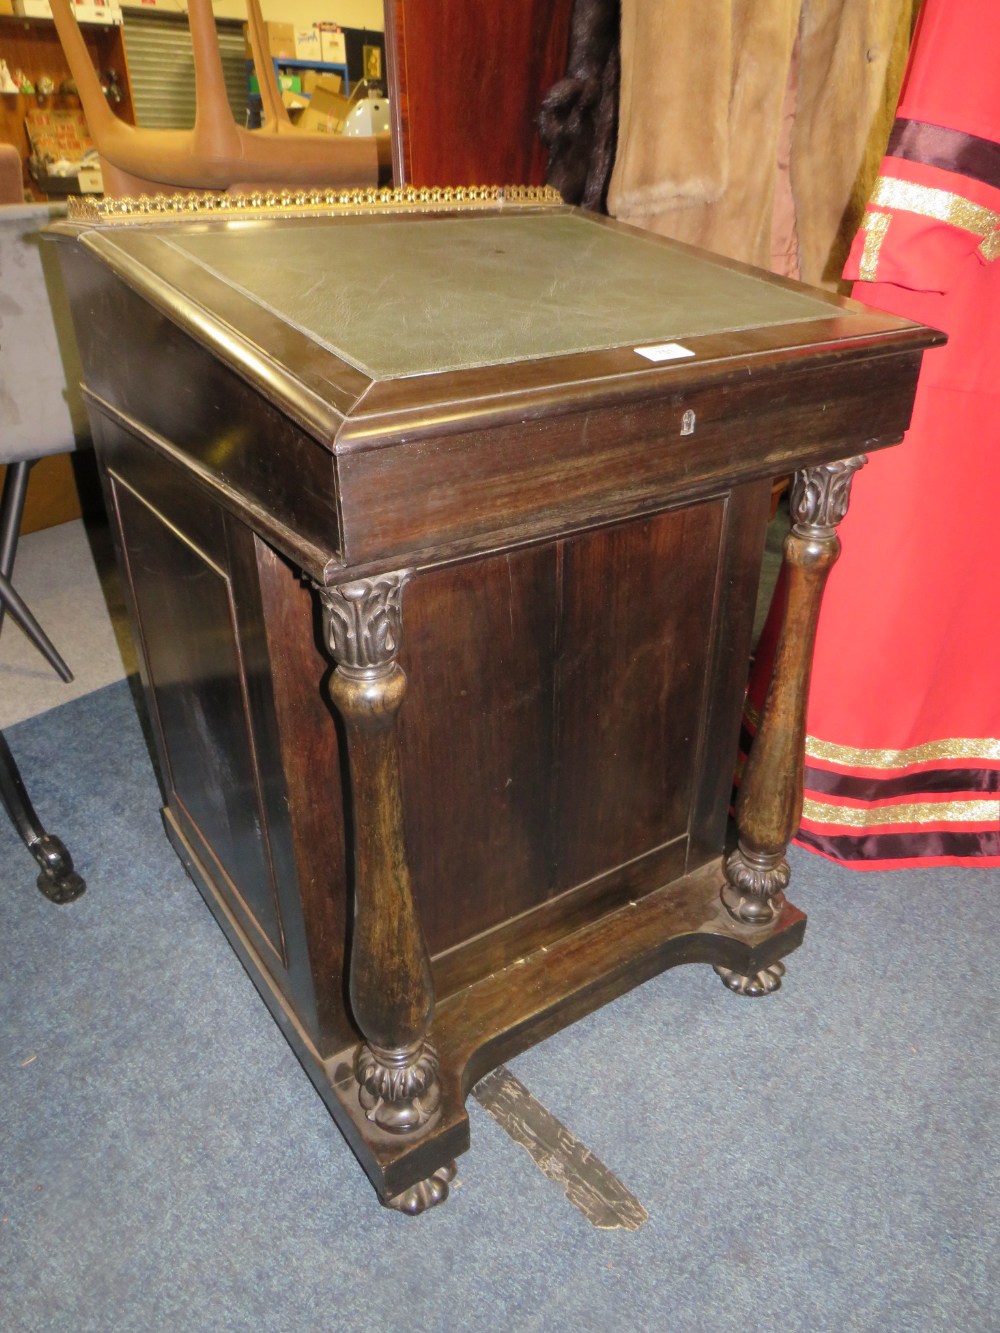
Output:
[{"left": 538, "top": 0, "right": 620, "bottom": 211}]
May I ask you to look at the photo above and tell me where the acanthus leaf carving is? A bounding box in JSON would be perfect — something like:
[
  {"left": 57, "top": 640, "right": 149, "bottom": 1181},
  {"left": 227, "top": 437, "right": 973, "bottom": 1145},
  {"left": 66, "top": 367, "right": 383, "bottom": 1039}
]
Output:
[
  {"left": 320, "top": 572, "right": 412, "bottom": 673},
  {"left": 791, "top": 456, "right": 867, "bottom": 536}
]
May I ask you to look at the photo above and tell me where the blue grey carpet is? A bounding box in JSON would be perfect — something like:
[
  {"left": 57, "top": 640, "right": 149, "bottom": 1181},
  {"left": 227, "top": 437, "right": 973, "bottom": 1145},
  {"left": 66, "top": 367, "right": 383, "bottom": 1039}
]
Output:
[{"left": 1, "top": 681, "right": 997, "bottom": 1332}]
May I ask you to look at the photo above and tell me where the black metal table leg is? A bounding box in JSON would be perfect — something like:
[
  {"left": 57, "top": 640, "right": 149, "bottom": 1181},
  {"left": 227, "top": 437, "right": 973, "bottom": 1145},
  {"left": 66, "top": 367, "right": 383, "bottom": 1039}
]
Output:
[
  {"left": 0, "top": 459, "right": 31, "bottom": 639},
  {"left": 0, "top": 459, "right": 74, "bottom": 678},
  {"left": 0, "top": 728, "right": 85, "bottom": 902},
  {"left": 0, "top": 569, "right": 74, "bottom": 682}
]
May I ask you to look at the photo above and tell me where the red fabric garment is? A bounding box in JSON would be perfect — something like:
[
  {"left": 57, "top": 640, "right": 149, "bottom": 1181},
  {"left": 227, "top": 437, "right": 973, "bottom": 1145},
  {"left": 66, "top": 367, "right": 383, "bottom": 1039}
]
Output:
[{"left": 752, "top": 0, "right": 1000, "bottom": 869}]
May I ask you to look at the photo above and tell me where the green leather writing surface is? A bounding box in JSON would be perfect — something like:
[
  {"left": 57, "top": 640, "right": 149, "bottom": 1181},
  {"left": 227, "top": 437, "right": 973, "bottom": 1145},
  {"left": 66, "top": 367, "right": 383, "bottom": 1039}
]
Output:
[{"left": 165, "top": 212, "right": 846, "bottom": 381}]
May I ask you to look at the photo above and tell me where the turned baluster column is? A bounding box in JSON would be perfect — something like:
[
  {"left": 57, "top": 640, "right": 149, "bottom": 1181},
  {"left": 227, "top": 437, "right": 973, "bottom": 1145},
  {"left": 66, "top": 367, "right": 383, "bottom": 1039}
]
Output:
[
  {"left": 722, "top": 456, "right": 868, "bottom": 927},
  {"left": 319, "top": 572, "right": 441, "bottom": 1136}
]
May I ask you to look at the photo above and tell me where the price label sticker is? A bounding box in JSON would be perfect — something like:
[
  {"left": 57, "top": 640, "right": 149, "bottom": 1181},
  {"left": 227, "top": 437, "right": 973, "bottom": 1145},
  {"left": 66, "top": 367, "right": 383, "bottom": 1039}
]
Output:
[{"left": 634, "top": 342, "right": 696, "bottom": 363}]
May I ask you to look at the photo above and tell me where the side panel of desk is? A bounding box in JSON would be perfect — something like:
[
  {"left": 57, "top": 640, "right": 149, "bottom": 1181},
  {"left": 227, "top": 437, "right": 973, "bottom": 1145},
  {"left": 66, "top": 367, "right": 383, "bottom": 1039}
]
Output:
[{"left": 93, "top": 418, "right": 356, "bottom": 1056}]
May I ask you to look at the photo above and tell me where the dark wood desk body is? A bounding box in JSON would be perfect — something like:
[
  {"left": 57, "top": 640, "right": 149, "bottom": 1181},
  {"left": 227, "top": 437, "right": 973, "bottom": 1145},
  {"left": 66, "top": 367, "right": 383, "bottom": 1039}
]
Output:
[{"left": 54, "top": 198, "right": 938, "bottom": 1212}]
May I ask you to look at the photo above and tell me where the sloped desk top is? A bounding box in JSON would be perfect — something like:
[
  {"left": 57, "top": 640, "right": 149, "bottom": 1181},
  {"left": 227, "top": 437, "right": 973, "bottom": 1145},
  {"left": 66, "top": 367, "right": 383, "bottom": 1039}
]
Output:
[
  {"left": 159, "top": 212, "right": 840, "bottom": 378},
  {"left": 55, "top": 197, "right": 937, "bottom": 581}
]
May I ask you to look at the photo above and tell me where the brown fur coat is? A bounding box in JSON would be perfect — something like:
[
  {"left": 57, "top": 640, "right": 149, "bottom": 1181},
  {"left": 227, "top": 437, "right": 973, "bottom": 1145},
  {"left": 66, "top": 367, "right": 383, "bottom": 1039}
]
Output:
[{"left": 606, "top": 0, "right": 920, "bottom": 286}]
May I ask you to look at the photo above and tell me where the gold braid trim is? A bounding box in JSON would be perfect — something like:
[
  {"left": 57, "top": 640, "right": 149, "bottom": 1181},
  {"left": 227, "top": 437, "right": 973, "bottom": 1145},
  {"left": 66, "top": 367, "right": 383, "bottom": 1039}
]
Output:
[
  {"left": 866, "top": 175, "right": 1000, "bottom": 266},
  {"left": 67, "top": 184, "right": 564, "bottom": 226},
  {"left": 805, "top": 733, "right": 1000, "bottom": 770},
  {"left": 802, "top": 795, "right": 1000, "bottom": 831},
  {"left": 858, "top": 210, "right": 891, "bottom": 282}
]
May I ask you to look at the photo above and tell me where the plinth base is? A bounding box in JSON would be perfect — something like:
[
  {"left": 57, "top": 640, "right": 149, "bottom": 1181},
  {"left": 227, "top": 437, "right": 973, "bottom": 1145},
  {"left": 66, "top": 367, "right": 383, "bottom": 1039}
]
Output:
[{"left": 164, "top": 808, "right": 805, "bottom": 1207}]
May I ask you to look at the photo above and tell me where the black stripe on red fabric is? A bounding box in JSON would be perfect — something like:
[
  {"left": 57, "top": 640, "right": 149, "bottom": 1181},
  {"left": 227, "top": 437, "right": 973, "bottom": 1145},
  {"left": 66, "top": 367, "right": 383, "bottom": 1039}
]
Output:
[
  {"left": 797, "top": 827, "right": 1000, "bottom": 863},
  {"left": 803, "top": 763, "right": 1000, "bottom": 802},
  {"left": 887, "top": 118, "right": 1000, "bottom": 192}
]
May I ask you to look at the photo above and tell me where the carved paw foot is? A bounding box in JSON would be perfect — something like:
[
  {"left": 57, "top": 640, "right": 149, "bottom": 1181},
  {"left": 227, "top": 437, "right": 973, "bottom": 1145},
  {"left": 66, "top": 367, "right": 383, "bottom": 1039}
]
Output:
[
  {"left": 384, "top": 1161, "right": 457, "bottom": 1216},
  {"left": 33, "top": 835, "right": 85, "bottom": 904},
  {"left": 713, "top": 961, "right": 786, "bottom": 997}
]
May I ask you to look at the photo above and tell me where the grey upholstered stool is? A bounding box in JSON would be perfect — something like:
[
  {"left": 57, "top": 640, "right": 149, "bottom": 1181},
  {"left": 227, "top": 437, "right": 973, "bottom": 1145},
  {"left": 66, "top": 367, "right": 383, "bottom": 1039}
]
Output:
[{"left": 0, "top": 196, "right": 88, "bottom": 901}]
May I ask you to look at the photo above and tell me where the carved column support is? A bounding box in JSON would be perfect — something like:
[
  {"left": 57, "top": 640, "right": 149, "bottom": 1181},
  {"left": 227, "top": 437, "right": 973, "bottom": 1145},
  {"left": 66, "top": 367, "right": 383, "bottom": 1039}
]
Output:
[
  {"left": 723, "top": 455, "right": 867, "bottom": 925},
  {"left": 319, "top": 572, "right": 442, "bottom": 1137}
]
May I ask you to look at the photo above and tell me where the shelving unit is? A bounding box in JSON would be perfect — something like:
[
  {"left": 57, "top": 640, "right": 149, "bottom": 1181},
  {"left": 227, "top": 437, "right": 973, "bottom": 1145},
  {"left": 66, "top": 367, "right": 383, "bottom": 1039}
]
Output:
[
  {"left": 0, "top": 14, "right": 134, "bottom": 199},
  {"left": 244, "top": 56, "right": 349, "bottom": 129}
]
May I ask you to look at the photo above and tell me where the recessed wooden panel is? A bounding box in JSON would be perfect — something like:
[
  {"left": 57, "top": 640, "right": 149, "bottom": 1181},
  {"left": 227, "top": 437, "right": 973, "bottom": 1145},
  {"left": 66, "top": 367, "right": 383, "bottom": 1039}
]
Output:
[
  {"left": 399, "top": 546, "right": 558, "bottom": 955},
  {"left": 553, "top": 503, "right": 724, "bottom": 888},
  {"left": 111, "top": 476, "right": 284, "bottom": 963},
  {"left": 397, "top": 504, "right": 726, "bottom": 956}
]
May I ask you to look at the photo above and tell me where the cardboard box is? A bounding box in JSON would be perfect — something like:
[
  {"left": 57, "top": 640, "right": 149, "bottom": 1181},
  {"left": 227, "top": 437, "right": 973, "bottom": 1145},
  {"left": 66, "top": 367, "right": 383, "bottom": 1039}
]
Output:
[
  {"left": 305, "top": 70, "right": 341, "bottom": 97},
  {"left": 25, "top": 104, "right": 102, "bottom": 194},
  {"left": 13, "top": 0, "right": 119, "bottom": 19},
  {"left": 317, "top": 25, "right": 346, "bottom": 66},
  {"left": 24, "top": 106, "right": 95, "bottom": 161},
  {"left": 295, "top": 74, "right": 350, "bottom": 134},
  {"left": 76, "top": 163, "right": 103, "bottom": 192},
  {"left": 295, "top": 26, "right": 323, "bottom": 63},
  {"left": 261, "top": 89, "right": 309, "bottom": 129},
  {"left": 75, "top": 0, "right": 121, "bottom": 22},
  {"left": 244, "top": 21, "right": 295, "bottom": 60}
]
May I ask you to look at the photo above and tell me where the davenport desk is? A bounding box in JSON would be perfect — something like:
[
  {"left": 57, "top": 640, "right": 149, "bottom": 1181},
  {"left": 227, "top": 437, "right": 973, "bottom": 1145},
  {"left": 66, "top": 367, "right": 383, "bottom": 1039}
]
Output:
[{"left": 53, "top": 189, "right": 939, "bottom": 1214}]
